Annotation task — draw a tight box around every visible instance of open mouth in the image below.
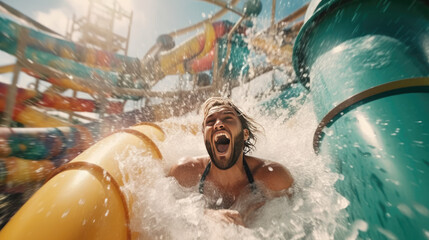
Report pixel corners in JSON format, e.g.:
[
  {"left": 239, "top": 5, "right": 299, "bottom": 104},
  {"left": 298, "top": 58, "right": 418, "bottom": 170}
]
[{"left": 214, "top": 132, "right": 231, "bottom": 153}]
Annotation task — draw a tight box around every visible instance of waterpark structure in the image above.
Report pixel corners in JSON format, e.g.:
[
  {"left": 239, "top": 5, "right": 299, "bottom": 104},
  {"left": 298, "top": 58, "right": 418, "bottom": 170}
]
[{"left": 0, "top": 0, "right": 428, "bottom": 239}]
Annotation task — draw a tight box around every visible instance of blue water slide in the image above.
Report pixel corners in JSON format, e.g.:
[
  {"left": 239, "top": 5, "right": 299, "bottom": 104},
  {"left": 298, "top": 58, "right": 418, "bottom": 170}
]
[{"left": 293, "top": 0, "right": 429, "bottom": 239}]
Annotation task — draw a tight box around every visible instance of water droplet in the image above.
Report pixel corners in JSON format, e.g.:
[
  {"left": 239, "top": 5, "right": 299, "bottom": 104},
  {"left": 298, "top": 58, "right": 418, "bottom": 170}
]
[
  {"left": 397, "top": 204, "right": 414, "bottom": 218},
  {"left": 414, "top": 203, "right": 429, "bottom": 217},
  {"left": 423, "top": 229, "right": 429, "bottom": 238},
  {"left": 216, "top": 198, "right": 223, "bottom": 206},
  {"left": 377, "top": 227, "right": 398, "bottom": 240},
  {"left": 325, "top": 129, "right": 334, "bottom": 136},
  {"left": 268, "top": 167, "right": 273, "bottom": 172},
  {"left": 61, "top": 209, "right": 70, "bottom": 218},
  {"left": 79, "top": 199, "right": 85, "bottom": 205}
]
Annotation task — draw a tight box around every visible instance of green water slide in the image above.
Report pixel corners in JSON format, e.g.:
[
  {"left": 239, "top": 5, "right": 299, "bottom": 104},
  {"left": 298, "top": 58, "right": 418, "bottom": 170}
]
[{"left": 293, "top": 0, "right": 429, "bottom": 239}]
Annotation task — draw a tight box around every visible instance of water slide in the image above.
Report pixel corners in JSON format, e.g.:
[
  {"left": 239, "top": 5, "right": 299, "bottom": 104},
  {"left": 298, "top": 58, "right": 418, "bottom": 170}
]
[
  {"left": 0, "top": 126, "right": 93, "bottom": 160},
  {"left": 0, "top": 157, "right": 56, "bottom": 193},
  {"left": 0, "top": 82, "right": 124, "bottom": 114},
  {"left": 156, "top": 21, "right": 218, "bottom": 75},
  {"left": 9, "top": 104, "right": 72, "bottom": 127},
  {"left": 0, "top": 3, "right": 250, "bottom": 127},
  {"left": 0, "top": 8, "right": 140, "bottom": 126},
  {"left": 0, "top": 9, "right": 148, "bottom": 99},
  {"left": 0, "top": 11, "right": 141, "bottom": 75},
  {"left": 293, "top": 0, "right": 429, "bottom": 238},
  {"left": 0, "top": 64, "right": 98, "bottom": 95},
  {"left": 0, "top": 126, "right": 94, "bottom": 192},
  {"left": 0, "top": 0, "right": 248, "bottom": 92},
  {"left": 0, "top": 123, "right": 165, "bottom": 239}
]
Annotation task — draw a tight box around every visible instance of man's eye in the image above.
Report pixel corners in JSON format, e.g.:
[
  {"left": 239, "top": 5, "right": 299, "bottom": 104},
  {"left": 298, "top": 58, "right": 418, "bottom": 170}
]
[{"left": 206, "top": 120, "right": 214, "bottom": 125}]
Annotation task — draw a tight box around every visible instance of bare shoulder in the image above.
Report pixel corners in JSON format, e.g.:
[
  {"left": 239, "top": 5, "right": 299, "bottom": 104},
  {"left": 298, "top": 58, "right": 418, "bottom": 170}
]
[
  {"left": 248, "top": 156, "right": 294, "bottom": 192},
  {"left": 168, "top": 156, "right": 209, "bottom": 188}
]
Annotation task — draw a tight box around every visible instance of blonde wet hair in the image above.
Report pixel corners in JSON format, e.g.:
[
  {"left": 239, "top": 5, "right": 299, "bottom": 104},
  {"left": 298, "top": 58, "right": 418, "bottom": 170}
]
[{"left": 201, "top": 97, "right": 260, "bottom": 153}]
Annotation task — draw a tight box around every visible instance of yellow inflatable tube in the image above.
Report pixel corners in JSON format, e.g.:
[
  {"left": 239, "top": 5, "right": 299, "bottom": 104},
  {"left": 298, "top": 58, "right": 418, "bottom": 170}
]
[
  {"left": 161, "top": 22, "right": 217, "bottom": 75},
  {"left": 159, "top": 36, "right": 203, "bottom": 74},
  {"left": 195, "top": 22, "right": 216, "bottom": 60},
  {"left": 0, "top": 122, "right": 165, "bottom": 240}
]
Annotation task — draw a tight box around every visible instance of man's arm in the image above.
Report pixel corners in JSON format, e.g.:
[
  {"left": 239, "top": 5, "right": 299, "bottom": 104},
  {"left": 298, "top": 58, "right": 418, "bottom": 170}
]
[
  {"left": 168, "top": 157, "right": 204, "bottom": 188},
  {"left": 237, "top": 161, "right": 294, "bottom": 223},
  {"left": 254, "top": 161, "right": 294, "bottom": 198}
]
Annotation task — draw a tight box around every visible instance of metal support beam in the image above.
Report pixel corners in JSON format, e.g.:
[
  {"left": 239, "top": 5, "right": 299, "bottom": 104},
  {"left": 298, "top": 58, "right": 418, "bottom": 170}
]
[
  {"left": 1, "top": 62, "right": 21, "bottom": 126},
  {"left": 271, "top": 0, "right": 276, "bottom": 28},
  {"left": 1, "top": 27, "right": 29, "bottom": 126}
]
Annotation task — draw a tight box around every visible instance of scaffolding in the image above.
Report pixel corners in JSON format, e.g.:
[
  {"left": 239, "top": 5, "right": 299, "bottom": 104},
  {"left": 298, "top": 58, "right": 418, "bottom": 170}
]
[{"left": 66, "top": 0, "right": 133, "bottom": 56}]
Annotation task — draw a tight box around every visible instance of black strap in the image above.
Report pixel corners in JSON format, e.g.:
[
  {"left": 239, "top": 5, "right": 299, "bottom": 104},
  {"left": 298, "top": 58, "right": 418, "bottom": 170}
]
[
  {"left": 199, "top": 155, "right": 256, "bottom": 194},
  {"left": 242, "top": 156, "right": 257, "bottom": 192},
  {"left": 199, "top": 161, "right": 211, "bottom": 193}
]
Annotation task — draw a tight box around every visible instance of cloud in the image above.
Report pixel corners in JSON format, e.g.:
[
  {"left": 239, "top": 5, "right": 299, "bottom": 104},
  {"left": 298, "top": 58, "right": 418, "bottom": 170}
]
[
  {"left": 34, "top": 8, "right": 69, "bottom": 35},
  {"left": 65, "top": 0, "right": 89, "bottom": 16}
]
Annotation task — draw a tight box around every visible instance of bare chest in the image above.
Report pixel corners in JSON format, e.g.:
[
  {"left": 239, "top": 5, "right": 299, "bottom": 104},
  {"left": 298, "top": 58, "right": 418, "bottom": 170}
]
[{"left": 202, "top": 181, "right": 252, "bottom": 209}]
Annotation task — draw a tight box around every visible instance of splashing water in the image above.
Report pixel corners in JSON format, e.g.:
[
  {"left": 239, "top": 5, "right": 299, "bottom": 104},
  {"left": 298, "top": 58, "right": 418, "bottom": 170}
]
[{"left": 118, "top": 81, "right": 349, "bottom": 239}]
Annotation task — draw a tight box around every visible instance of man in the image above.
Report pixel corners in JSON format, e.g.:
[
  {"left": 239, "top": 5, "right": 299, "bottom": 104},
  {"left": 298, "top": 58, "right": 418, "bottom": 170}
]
[{"left": 168, "top": 97, "right": 293, "bottom": 226}]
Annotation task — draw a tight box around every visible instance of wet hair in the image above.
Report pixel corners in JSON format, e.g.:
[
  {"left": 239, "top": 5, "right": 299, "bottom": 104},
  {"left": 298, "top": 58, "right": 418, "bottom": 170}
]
[{"left": 201, "top": 97, "right": 261, "bottom": 153}]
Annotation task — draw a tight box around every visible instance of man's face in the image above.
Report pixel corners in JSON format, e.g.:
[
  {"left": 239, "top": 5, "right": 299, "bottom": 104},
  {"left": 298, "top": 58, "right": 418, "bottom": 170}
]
[{"left": 203, "top": 106, "right": 248, "bottom": 169}]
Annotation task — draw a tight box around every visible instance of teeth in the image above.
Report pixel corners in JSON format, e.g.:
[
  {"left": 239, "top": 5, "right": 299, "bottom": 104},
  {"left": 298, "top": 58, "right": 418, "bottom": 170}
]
[{"left": 214, "top": 132, "right": 230, "bottom": 142}]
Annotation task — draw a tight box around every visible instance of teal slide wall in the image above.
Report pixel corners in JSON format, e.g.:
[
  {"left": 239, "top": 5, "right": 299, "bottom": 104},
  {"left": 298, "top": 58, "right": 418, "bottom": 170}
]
[{"left": 293, "top": 0, "right": 429, "bottom": 239}]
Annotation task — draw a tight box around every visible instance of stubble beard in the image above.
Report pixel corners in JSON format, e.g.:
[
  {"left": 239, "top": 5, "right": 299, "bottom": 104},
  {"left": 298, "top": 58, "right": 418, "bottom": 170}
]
[{"left": 205, "top": 130, "right": 244, "bottom": 170}]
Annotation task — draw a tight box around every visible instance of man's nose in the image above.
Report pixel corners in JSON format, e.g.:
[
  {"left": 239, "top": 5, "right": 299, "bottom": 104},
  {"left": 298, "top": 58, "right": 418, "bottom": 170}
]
[{"left": 214, "top": 120, "right": 224, "bottom": 130}]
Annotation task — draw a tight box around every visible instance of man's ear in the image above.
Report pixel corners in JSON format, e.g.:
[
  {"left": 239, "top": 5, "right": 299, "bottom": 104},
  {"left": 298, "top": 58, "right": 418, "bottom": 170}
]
[{"left": 243, "top": 129, "right": 249, "bottom": 141}]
